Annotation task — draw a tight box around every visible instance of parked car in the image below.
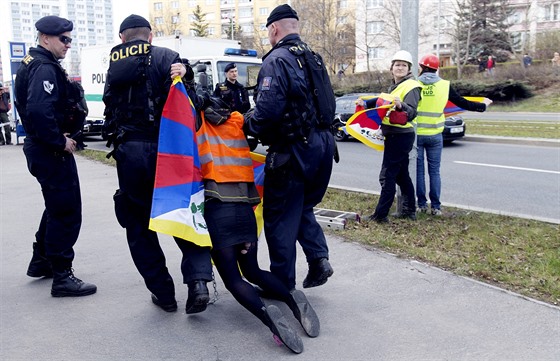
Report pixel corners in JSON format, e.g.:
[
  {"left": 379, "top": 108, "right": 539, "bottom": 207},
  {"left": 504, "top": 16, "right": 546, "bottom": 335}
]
[
  {"left": 333, "top": 93, "right": 376, "bottom": 141},
  {"left": 442, "top": 115, "right": 466, "bottom": 143},
  {"left": 334, "top": 93, "right": 466, "bottom": 143}
]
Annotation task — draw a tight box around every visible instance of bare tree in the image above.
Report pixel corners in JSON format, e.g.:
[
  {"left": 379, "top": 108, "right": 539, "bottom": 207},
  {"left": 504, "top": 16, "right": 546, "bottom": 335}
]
[
  {"left": 292, "top": 0, "right": 355, "bottom": 75},
  {"left": 150, "top": 5, "right": 182, "bottom": 37}
]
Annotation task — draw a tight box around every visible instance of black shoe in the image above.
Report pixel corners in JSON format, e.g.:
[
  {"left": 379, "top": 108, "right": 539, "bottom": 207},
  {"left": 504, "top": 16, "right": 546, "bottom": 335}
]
[
  {"left": 151, "top": 294, "right": 178, "bottom": 312},
  {"left": 289, "top": 289, "right": 320, "bottom": 337},
  {"left": 264, "top": 305, "right": 304, "bottom": 354},
  {"left": 302, "top": 258, "right": 333, "bottom": 289},
  {"left": 185, "top": 280, "right": 209, "bottom": 314},
  {"left": 51, "top": 269, "right": 97, "bottom": 297},
  {"left": 395, "top": 213, "right": 417, "bottom": 221},
  {"left": 27, "top": 242, "right": 53, "bottom": 278},
  {"left": 367, "top": 214, "right": 389, "bottom": 223}
]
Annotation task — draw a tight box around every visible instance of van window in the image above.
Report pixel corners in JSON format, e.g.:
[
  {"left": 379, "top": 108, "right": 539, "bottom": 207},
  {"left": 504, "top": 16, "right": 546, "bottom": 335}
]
[{"left": 217, "top": 61, "right": 261, "bottom": 89}]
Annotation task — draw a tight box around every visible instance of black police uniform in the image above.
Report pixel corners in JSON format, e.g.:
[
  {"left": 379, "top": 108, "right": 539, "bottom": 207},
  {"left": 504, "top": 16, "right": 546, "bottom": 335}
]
[
  {"left": 15, "top": 45, "right": 82, "bottom": 273},
  {"left": 213, "top": 79, "right": 250, "bottom": 114},
  {"left": 103, "top": 39, "right": 212, "bottom": 307},
  {"left": 244, "top": 33, "right": 335, "bottom": 290}
]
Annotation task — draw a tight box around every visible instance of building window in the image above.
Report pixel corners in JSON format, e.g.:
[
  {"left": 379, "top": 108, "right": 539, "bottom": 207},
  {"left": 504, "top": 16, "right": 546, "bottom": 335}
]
[
  {"left": 189, "top": 0, "right": 197, "bottom": 7},
  {"left": 261, "top": 37, "right": 270, "bottom": 45},
  {"left": 260, "top": 7, "right": 268, "bottom": 16},
  {"left": 172, "top": 1, "right": 179, "bottom": 9},
  {"left": 366, "top": 21, "right": 383, "bottom": 34},
  {"left": 208, "top": 27, "right": 215, "bottom": 35},
  {"left": 338, "top": 0, "right": 347, "bottom": 9},
  {"left": 337, "top": 16, "right": 347, "bottom": 24},
  {"left": 155, "top": 17, "right": 164, "bottom": 25},
  {"left": 544, "top": 3, "right": 559, "bottom": 21},
  {"left": 172, "top": 15, "right": 180, "bottom": 24},
  {"left": 367, "top": 47, "right": 384, "bottom": 59},
  {"left": 366, "top": 0, "right": 383, "bottom": 9},
  {"left": 239, "top": 8, "right": 252, "bottom": 18},
  {"left": 154, "top": 2, "right": 163, "bottom": 10}
]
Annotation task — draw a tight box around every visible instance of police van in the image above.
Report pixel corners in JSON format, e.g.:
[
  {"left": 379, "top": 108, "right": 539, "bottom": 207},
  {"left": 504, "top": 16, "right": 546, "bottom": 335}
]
[
  {"left": 79, "top": 36, "right": 261, "bottom": 138},
  {"left": 188, "top": 48, "right": 262, "bottom": 103}
]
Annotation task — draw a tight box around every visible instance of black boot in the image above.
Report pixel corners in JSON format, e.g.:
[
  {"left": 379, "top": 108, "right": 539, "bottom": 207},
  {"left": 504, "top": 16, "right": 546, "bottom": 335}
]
[
  {"left": 151, "top": 294, "right": 178, "bottom": 312},
  {"left": 263, "top": 305, "right": 304, "bottom": 354},
  {"left": 51, "top": 268, "right": 97, "bottom": 297},
  {"left": 185, "top": 280, "right": 209, "bottom": 314},
  {"left": 26, "top": 242, "right": 53, "bottom": 278},
  {"left": 302, "top": 258, "right": 334, "bottom": 289},
  {"left": 288, "top": 289, "right": 320, "bottom": 338}
]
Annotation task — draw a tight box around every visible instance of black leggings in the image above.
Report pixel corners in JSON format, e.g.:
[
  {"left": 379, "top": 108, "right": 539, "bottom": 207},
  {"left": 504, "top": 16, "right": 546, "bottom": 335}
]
[{"left": 211, "top": 241, "right": 292, "bottom": 326}]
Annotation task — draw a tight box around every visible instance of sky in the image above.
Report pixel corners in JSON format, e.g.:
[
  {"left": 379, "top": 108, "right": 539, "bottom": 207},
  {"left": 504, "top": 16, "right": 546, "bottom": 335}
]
[{"left": 1, "top": 0, "right": 149, "bottom": 84}]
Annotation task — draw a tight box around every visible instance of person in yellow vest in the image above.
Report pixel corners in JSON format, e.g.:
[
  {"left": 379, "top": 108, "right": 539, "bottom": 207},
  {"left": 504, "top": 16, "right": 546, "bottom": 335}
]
[
  {"left": 196, "top": 98, "right": 319, "bottom": 354},
  {"left": 357, "top": 50, "right": 421, "bottom": 223},
  {"left": 416, "top": 54, "right": 492, "bottom": 216}
]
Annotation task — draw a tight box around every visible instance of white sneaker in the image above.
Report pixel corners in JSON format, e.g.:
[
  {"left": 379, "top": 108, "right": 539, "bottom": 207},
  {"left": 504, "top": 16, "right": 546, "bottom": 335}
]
[
  {"left": 417, "top": 206, "right": 428, "bottom": 213},
  {"left": 431, "top": 208, "right": 442, "bottom": 216}
]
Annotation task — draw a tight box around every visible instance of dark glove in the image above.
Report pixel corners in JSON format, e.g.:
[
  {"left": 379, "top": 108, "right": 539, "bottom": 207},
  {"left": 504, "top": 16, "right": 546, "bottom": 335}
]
[{"left": 181, "top": 59, "right": 195, "bottom": 82}]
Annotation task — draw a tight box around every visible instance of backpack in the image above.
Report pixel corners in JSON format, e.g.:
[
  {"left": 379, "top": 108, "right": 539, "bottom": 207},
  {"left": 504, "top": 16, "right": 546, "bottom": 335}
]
[{"left": 286, "top": 41, "right": 336, "bottom": 129}]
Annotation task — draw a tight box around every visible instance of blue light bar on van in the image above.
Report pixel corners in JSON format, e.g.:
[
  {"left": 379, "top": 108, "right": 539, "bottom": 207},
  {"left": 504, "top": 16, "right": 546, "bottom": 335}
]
[{"left": 224, "top": 48, "right": 258, "bottom": 57}]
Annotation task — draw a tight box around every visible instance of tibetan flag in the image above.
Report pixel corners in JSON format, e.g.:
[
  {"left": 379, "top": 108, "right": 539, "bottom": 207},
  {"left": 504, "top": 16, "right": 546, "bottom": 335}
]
[
  {"left": 250, "top": 152, "right": 265, "bottom": 236},
  {"left": 346, "top": 93, "right": 395, "bottom": 152},
  {"left": 444, "top": 96, "right": 486, "bottom": 117},
  {"left": 149, "top": 77, "right": 211, "bottom": 247}
]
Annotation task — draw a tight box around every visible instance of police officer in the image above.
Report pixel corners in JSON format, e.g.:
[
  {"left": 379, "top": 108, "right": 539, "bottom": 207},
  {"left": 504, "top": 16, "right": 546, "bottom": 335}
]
[
  {"left": 103, "top": 14, "right": 213, "bottom": 314},
  {"left": 213, "top": 63, "right": 250, "bottom": 114},
  {"left": 416, "top": 54, "right": 492, "bottom": 216},
  {"left": 15, "top": 15, "right": 97, "bottom": 297},
  {"left": 244, "top": 4, "right": 336, "bottom": 291},
  {"left": 0, "top": 87, "right": 12, "bottom": 145}
]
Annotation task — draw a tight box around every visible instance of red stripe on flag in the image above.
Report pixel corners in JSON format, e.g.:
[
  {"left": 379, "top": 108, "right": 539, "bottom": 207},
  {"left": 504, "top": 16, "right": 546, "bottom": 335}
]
[
  {"left": 162, "top": 84, "right": 196, "bottom": 132},
  {"left": 154, "top": 153, "right": 202, "bottom": 188}
]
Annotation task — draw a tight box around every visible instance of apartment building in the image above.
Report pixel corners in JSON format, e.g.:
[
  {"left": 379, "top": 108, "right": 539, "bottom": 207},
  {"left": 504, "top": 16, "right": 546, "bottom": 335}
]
[
  {"left": 1, "top": 0, "right": 114, "bottom": 78},
  {"left": 148, "top": 0, "right": 279, "bottom": 51}
]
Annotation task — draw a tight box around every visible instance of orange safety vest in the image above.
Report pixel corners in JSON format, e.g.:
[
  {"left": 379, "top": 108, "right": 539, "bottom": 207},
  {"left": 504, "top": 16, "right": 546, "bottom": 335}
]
[{"left": 196, "top": 111, "right": 254, "bottom": 183}]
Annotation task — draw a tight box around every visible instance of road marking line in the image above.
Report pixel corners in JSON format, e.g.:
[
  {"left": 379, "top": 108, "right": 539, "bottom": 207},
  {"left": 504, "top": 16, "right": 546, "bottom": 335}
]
[{"left": 454, "top": 161, "right": 560, "bottom": 174}]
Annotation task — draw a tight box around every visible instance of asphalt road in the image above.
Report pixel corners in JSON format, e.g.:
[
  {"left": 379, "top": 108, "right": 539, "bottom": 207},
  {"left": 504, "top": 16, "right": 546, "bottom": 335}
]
[
  {"left": 331, "top": 139, "right": 560, "bottom": 224},
  {"left": 82, "top": 132, "right": 560, "bottom": 224},
  {"left": 1, "top": 144, "right": 559, "bottom": 361}
]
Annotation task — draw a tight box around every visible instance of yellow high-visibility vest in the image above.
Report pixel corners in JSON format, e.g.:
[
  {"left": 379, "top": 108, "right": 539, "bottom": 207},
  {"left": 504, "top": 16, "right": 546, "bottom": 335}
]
[
  {"left": 382, "top": 78, "right": 422, "bottom": 129},
  {"left": 416, "top": 79, "right": 450, "bottom": 135}
]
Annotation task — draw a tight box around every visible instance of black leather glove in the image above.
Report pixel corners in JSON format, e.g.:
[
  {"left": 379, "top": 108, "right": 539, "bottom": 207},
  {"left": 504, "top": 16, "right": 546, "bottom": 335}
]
[{"left": 181, "top": 58, "right": 195, "bottom": 82}]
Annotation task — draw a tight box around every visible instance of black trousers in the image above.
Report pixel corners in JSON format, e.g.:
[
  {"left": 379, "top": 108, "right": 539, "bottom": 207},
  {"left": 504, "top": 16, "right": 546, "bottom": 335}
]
[
  {"left": 115, "top": 141, "right": 212, "bottom": 303},
  {"left": 374, "top": 132, "right": 416, "bottom": 218},
  {"left": 23, "top": 139, "right": 81, "bottom": 270},
  {"left": 263, "top": 131, "right": 335, "bottom": 290}
]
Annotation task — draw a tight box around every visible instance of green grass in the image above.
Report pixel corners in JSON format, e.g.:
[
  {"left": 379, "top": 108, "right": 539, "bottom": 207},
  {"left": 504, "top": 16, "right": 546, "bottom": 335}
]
[
  {"left": 466, "top": 120, "right": 560, "bottom": 138},
  {"left": 489, "top": 91, "right": 560, "bottom": 113},
  {"left": 318, "top": 189, "right": 560, "bottom": 306}
]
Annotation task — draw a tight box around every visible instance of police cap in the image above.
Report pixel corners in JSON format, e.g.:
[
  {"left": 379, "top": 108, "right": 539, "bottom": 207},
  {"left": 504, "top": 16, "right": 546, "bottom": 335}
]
[
  {"left": 224, "top": 63, "right": 236, "bottom": 72},
  {"left": 119, "top": 14, "right": 152, "bottom": 33},
  {"left": 266, "top": 4, "right": 299, "bottom": 27},
  {"left": 35, "top": 16, "right": 73, "bottom": 35}
]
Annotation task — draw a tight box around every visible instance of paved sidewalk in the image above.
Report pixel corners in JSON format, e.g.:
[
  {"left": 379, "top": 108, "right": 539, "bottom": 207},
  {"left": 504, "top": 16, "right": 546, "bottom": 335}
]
[{"left": 1, "top": 144, "right": 559, "bottom": 361}]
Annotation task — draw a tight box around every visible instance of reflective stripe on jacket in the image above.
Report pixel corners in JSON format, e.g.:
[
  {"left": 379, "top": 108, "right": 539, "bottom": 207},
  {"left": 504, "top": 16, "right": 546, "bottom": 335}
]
[
  {"left": 382, "top": 78, "right": 421, "bottom": 129},
  {"left": 416, "top": 79, "right": 450, "bottom": 135},
  {"left": 196, "top": 111, "right": 254, "bottom": 183}
]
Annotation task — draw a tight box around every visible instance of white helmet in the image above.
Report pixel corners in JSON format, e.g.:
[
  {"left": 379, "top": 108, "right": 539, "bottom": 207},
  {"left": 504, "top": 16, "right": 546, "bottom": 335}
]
[{"left": 391, "top": 50, "right": 413, "bottom": 65}]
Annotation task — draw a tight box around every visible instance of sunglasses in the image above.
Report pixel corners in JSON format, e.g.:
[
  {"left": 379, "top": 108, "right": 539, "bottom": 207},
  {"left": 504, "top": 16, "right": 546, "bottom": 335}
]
[{"left": 58, "top": 35, "right": 73, "bottom": 45}]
